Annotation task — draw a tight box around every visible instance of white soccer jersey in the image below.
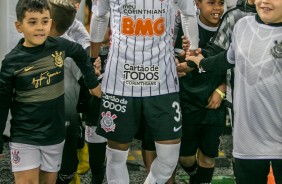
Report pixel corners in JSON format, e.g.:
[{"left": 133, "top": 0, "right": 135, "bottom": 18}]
[
  {"left": 227, "top": 16, "right": 282, "bottom": 159},
  {"left": 91, "top": 0, "right": 198, "bottom": 97},
  {"left": 62, "top": 21, "right": 90, "bottom": 120},
  {"left": 66, "top": 19, "right": 90, "bottom": 49},
  {"left": 61, "top": 34, "right": 82, "bottom": 121}
]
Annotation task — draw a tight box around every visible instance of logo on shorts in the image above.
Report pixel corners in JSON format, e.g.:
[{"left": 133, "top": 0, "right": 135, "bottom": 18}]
[
  {"left": 173, "top": 125, "right": 182, "bottom": 132},
  {"left": 11, "top": 149, "right": 20, "bottom": 164},
  {"left": 103, "top": 94, "right": 127, "bottom": 113},
  {"left": 86, "top": 126, "right": 93, "bottom": 137},
  {"left": 100, "top": 111, "right": 117, "bottom": 132}
]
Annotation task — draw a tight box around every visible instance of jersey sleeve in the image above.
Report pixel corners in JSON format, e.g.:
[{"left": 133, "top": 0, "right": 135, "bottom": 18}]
[
  {"left": 176, "top": 0, "right": 199, "bottom": 50},
  {"left": 0, "top": 58, "right": 14, "bottom": 154},
  {"left": 226, "top": 24, "right": 237, "bottom": 64},
  {"left": 90, "top": 0, "right": 110, "bottom": 42},
  {"left": 200, "top": 51, "right": 234, "bottom": 71},
  {"left": 60, "top": 38, "right": 99, "bottom": 89},
  {"left": 66, "top": 19, "right": 90, "bottom": 49}
]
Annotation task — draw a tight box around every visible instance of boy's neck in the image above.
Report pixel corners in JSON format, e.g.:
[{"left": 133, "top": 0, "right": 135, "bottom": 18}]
[
  {"left": 49, "top": 29, "right": 62, "bottom": 37},
  {"left": 247, "top": 0, "right": 255, "bottom": 5}
]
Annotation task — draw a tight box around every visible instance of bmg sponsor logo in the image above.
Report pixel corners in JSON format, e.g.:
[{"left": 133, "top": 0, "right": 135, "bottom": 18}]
[
  {"left": 102, "top": 94, "right": 128, "bottom": 113},
  {"left": 122, "top": 64, "right": 160, "bottom": 86}
]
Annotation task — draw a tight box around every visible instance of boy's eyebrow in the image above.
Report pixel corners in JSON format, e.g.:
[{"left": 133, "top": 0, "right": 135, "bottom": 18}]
[
  {"left": 27, "top": 17, "right": 50, "bottom": 21},
  {"left": 27, "top": 17, "right": 38, "bottom": 21}
]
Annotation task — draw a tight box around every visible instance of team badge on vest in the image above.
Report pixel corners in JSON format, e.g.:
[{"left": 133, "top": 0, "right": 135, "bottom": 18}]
[
  {"left": 11, "top": 149, "right": 20, "bottom": 164},
  {"left": 52, "top": 51, "right": 64, "bottom": 67},
  {"left": 100, "top": 111, "right": 117, "bottom": 132},
  {"left": 271, "top": 40, "right": 282, "bottom": 59}
]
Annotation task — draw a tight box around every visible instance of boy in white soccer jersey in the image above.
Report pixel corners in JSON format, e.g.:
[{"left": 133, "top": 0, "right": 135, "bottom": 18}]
[
  {"left": 47, "top": 0, "right": 93, "bottom": 183},
  {"left": 174, "top": 0, "right": 226, "bottom": 183},
  {"left": 90, "top": 0, "right": 199, "bottom": 183},
  {"left": 186, "top": 0, "right": 282, "bottom": 183}
]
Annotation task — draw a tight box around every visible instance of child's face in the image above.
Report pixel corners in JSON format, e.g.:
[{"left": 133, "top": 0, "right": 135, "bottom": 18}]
[
  {"left": 255, "top": 0, "right": 282, "bottom": 24},
  {"left": 15, "top": 10, "right": 52, "bottom": 47},
  {"left": 197, "top": 0, "right": 225, "bottom": 27}
]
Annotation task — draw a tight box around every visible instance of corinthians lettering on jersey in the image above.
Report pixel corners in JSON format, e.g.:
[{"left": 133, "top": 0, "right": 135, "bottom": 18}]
[
  {"left": 122, "top": 64, "right": 160, "bottom": 86},
  {"left": 121, "top": 4, "right": 165, "bottom": 15},
  {"left": 120, "top": 4, "right": 166, "bottom": 37}
]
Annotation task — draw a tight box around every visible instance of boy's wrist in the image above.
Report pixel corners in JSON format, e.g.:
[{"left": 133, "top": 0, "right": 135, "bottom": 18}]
[
  {"left": 215, "top": 88, "right": 226, "bottom": 99},
  {"left": 90, "top": 57, "right": 98, "bottom": 64},
  {"left": 187, "top": 60, "right": 197, "bottom": 68}
]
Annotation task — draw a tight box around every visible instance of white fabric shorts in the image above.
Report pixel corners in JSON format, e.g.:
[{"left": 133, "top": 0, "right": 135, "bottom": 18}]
[
  {"left": 9, "top": 141, "right": 65, "bottom": 172},
  {"left": 85, "top": 125, "right": 107, "bottom": 143}
]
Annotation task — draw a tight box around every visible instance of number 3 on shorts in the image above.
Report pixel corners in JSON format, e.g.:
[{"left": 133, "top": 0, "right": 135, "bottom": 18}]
[{"left": 172, "top": 101, "right": 181, "bottom": 122}]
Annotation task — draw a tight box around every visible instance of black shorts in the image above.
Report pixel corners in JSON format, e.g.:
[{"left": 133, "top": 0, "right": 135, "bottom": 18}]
[
  {"left": 135, "top": 120, "right": 156, "bottom": 151},
  {"left": 234, "top": 158, "right": 282, "bottom": 184},
  {"left": 85, "top": 96, "right": 101, "bottom": 126},
  {"left": 96, "top": 93, "right": 182, "bottom": 143},
  {"left": 180, "top": 124, "right": 224, "bottom": 158}
]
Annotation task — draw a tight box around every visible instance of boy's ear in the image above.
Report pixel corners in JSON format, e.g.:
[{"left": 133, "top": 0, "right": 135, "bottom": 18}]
[
  {"left": 50, "top": 18, "right": 53, "bottom": 26},
  {"left": 196, "top": 0, "right": 201, "bottom": 8},
  {"left": 49, "top": 18, "right": 54, "bottom": 30},
  {"left": 15, "top": 21, "right": 22, "bottom": 33},
  {"left": 75, "top": 3, "right": 80, "bottom": 12}
]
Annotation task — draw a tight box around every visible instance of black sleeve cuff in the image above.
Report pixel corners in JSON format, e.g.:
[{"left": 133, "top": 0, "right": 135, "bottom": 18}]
[
  {"left": 83, "top": 71, "right": 99, "bottom": 89},
  {"left": 187, "top": 60, "right": 197, "bottom": 68},
  {"left": 199, "top": 51, "right": 233, "bottom": 71}
]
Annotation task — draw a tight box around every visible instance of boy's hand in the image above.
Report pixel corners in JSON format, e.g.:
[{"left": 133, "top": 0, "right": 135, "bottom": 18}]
[
  {"left": 206, "top": 83, "right": 226, "bottom": 109},
  {"left": 206, "top": 90, "right": 223, "bottom": 109},
  {"left": 182, "top": 35, "right": 202, "bottom": 60},
  {"left": 89, "top": 83, "right": 102, "bottom": 98},
  {"left": 175, "top": 59, "right": 194, "bottom": 77},
  {"left": 93, "top": 57, "right": 102, "bottom": 76},
  {"left": 182, "top": 36, "right": 190, "bottom": 52},
  {"left": 186, "top": 54, "right": 204, "bottom": 67},
  {"left": 175, "top": 58, "right": 186, "bottom": 77}
]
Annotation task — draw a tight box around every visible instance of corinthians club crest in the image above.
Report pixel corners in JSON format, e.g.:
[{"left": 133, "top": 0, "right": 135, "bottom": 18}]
[
  {"left": 100, "top": 111, "right": 117, "bottom": 132},
  {"left": 271, "top": 40, "right": 282, "bottom": 59},
  {"left": 52, "top": 51, "right": 64, "bottom": 67},
  {"left": 11, "top": 149, "right": 20, "bottom": 164}
]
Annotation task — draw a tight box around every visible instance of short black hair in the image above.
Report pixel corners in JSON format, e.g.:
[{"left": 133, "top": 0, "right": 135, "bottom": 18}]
[
  {"left": 16, "top": 0, "right": 51, "bottom": 22},
  {"left": 49, "top": 0, "right": 77, "bottom": 35}
]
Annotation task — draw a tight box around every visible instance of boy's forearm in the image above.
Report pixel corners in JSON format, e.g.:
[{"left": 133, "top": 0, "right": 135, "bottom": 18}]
[
  {"left": 62, "top": 38, "right": 100, "bottom": 89},
  {"left": 203, "top": 41, "right": 226, "bottom": 57},
  {"left": 217, "top": 82, "right": 227, "bottom": 93},
  {"left": 83, "top": 69, "right": 99, "bottom": 89},
  {"left": 199, "top": 51, "right": 234, "bottom": 71},
  {"left": 0, "top": 108, "right": 9, "bottom": 154}
]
